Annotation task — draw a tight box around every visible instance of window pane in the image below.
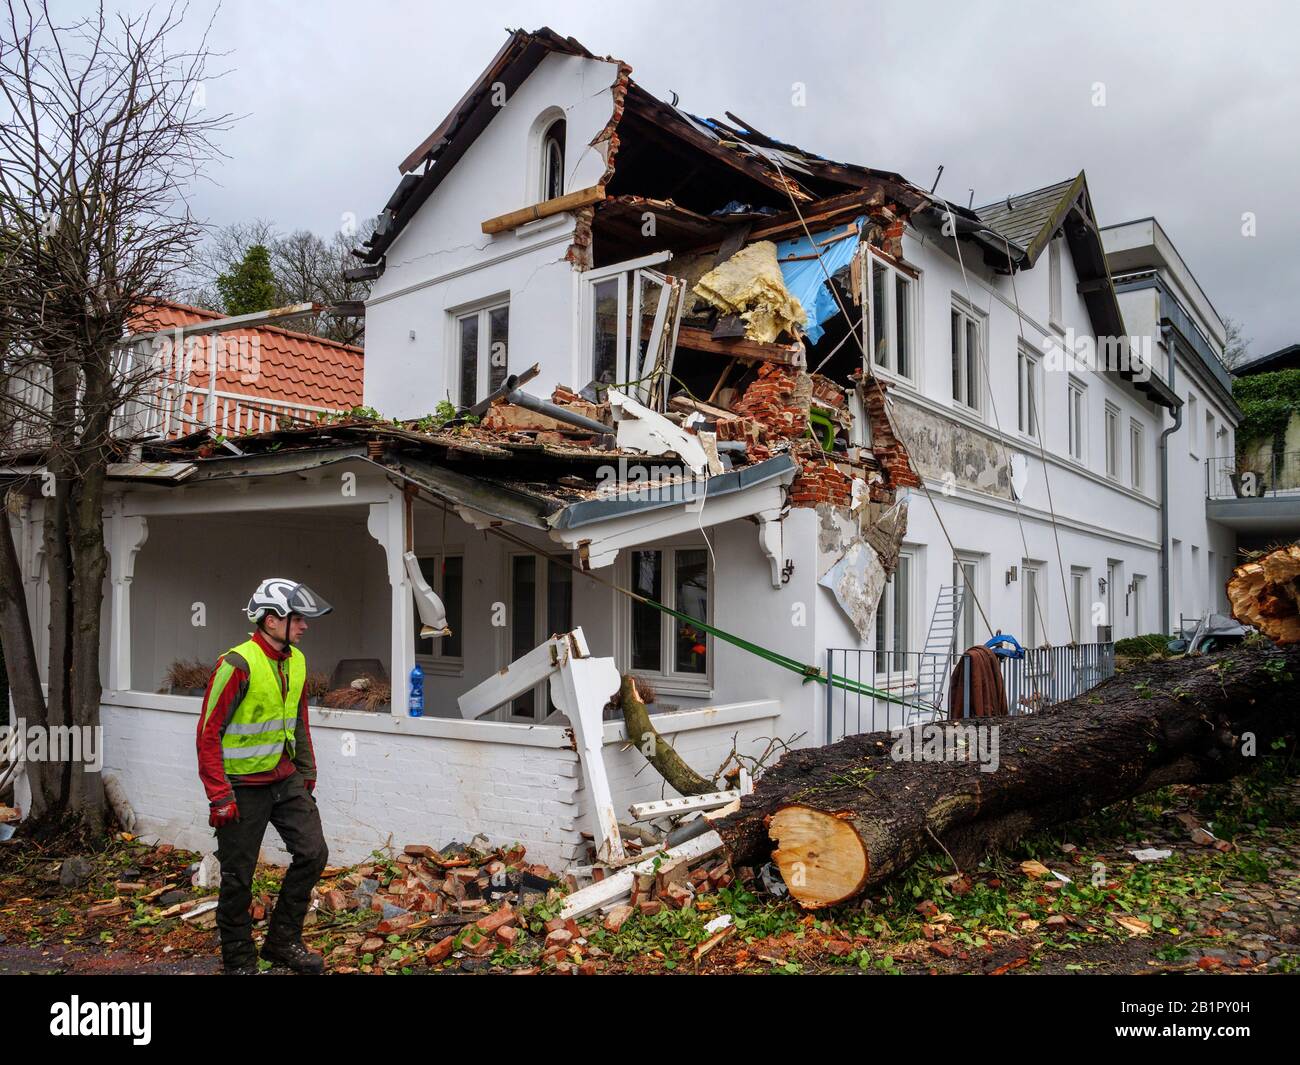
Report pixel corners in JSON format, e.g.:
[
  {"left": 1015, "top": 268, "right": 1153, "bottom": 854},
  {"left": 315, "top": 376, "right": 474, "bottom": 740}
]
[
  {"left": 1027, "top": 361, "right": 1037, "bottom": 436},
  {"left": 592, "top": 278, "right": 619, "bottom": 388},
  {"left": 458, "top": 315, "right": 478, "bottom": 407},
  {"left": 442, "top": 557, "right": 463, "bottom": 658},
  {"left": 510, "top": 556, "right": 536, "bottom": 718},
  {"left": 674, "top": 549, "right": 708, "bottom": 674},
  {"left": 875, "top": 579, "right": 887, "bottom": 658},
  {"left": 543, "top": 121, "right": 566, "bottom": 201},
  {"left": 487, "top": 305, "right": 509, "bottom": 393},
  {"left": 630, "top": 550, "right": 662, "bottom": 672},
  {"left": 413, "top": 557, "right": 440, "bottom": 657},
  {"left": 892, "top": 555, "right": 909, "bottom": 669},
  {"left": 965, "top": 319, "right": 978, "bottom": 407},
  {"left": 546, "top": 559, "right": 572, "bottom": 638},
  {"left": 872, "top": 261, "right": 887, "bottom": 366},
  {"left": 950, "top": 310, "right": 961, "bottom": 399},
  {"left": 634, "top": 273, "right": 663, "bottom": 381},
  {"left": 894, "top": 275, "right": 910, "bottom": 377}
]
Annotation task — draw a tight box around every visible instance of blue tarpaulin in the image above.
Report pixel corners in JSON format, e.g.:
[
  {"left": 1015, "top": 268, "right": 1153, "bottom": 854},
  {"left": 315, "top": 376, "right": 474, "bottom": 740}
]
[{"left": 774, "top": 219, "right": 864, "bottom": 344}]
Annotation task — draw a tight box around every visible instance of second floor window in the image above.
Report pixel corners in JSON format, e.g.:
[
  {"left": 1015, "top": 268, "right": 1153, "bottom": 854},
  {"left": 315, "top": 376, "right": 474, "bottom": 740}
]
[
  {"left": 1017, "top": 347, "right": 1039, "bottom": 438},
  {"left": 1104, "top": 402, "right": 1120, "bottom": 479},
  {"left": 1067, "top": 381, "right": 1085, "bottom": 462},
  {"left": 950, "top": 302, "right": 982, "bottom": 412},
  {"left": 541, "top": 120, "right": 565, "bottom": 202},
  {"left": 1130, "top": 419, "right": 1144, "bottom": 490},
  {"left": 864, "top": 248, "right": 915, "bottom": 379},
  {"left": 455, "top": 301, "right": 509, "bottom": 407}
]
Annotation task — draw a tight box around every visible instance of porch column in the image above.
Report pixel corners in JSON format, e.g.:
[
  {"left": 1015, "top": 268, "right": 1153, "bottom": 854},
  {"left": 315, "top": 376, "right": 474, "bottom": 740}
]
[
  {"left": 106, "top": 502, "right": 149, "bottom": 693},
  {"left": 368, "top": 492, "right": 414, "bottom": 716}
]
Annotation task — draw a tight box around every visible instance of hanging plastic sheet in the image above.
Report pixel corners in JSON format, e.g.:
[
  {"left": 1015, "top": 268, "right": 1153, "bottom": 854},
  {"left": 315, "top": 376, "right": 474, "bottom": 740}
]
[{"left": 774, "top": 218, "right": 864, "bottom": 344}]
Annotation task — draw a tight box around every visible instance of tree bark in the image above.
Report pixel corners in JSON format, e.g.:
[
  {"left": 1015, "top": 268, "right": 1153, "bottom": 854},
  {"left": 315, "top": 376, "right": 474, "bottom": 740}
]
[
  {"left": 618, "top": 674, "right": 715, "bottom": 796},
  {"left": 716, "top": 643, "right": 1300, "bottom": 908}
]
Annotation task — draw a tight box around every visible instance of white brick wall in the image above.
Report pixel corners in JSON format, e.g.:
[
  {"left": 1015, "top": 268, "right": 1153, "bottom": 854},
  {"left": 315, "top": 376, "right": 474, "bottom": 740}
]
[{"left": 98, "top": 695, "right": 782, "bottom": 872}]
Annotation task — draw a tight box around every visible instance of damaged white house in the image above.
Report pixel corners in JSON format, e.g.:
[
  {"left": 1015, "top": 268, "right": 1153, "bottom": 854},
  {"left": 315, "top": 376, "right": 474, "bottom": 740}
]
[{"left": 1, "top": 27, "right": 1238, "bottom": 870}]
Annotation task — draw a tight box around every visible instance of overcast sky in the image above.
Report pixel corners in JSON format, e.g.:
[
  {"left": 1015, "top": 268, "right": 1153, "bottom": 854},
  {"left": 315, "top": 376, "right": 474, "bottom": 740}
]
[{"left": 64, "top": 0, "right": 1300, "bottom": 356}]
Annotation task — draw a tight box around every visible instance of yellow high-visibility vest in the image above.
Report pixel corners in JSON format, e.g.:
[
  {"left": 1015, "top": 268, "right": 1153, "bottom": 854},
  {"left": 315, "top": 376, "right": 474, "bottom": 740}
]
[{"left": 219, "top": 638, "right": 305, "bottom": 776}]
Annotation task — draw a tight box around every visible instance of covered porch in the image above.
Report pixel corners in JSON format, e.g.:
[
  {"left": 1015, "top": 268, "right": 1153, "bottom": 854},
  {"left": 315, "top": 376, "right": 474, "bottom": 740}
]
[{"left": 15, "top": 435, "right": 811, "bottom": 868}]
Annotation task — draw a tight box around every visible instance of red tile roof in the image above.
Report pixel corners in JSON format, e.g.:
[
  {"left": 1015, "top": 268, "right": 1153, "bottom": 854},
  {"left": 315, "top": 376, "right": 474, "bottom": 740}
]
[{"left": 133, "top": 301, "right": 363, "bottom": 412}]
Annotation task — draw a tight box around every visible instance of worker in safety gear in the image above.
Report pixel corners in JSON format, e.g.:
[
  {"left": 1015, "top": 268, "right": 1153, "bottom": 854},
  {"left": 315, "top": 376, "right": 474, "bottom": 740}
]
[{"left": 197, "top": 578, "right": 333, "bottom": 974}]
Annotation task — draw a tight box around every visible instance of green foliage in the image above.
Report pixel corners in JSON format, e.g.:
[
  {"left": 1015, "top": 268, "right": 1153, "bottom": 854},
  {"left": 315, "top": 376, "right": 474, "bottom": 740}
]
[
  {"left": 1114, "top": 633, "right": 1173, "bottom": 658},
  {"left": 216, "top": 243, "right": 278, "bottom": 316},
  {"left": 1233, "top": 368, "right": 1300, "bottom": 449}
]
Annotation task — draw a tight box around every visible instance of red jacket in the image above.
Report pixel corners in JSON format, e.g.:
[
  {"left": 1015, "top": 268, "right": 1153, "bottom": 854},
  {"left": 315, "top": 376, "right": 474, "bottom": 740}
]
[{"left": 197, "top": 629, "right": 317, "bottom": 806}]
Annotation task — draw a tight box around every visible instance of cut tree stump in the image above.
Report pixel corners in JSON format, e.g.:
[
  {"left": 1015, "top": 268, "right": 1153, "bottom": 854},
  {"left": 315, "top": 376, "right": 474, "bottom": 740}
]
[{"left": 716, "top": 643, "right": 1300, "bottom": 909}]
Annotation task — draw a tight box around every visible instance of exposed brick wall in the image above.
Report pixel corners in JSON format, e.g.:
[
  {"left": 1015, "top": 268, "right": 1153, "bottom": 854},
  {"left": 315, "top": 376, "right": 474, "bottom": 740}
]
[{"left": 860, "top": 374, "right": 922, "bottom": 493}]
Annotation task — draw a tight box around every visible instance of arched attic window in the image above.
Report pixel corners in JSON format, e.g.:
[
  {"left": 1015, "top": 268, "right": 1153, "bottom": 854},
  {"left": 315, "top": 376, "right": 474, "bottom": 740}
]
[{"left": 540, "top": 119, "right": 566, "bottom": 202}]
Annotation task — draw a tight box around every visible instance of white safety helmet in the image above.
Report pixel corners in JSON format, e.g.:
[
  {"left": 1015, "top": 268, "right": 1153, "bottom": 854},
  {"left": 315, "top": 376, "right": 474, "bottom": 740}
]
[{"left": 245, "top": 577, "right": 333, "bottom": 623}]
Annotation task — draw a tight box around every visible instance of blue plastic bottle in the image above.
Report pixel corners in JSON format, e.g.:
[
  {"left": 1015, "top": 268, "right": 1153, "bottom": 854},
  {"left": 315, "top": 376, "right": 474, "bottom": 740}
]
[{"left": 408, "top": 663, "right": 424, "bottom": 717}]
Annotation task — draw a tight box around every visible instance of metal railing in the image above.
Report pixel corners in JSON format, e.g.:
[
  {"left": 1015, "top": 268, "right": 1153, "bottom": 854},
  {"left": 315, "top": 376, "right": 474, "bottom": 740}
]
[
  {"left": 825, "top": 642, "right": 1115, "bottom": 743},
  {"left": 1206, "top": 451, "right": 1300, "bottom": 500}
]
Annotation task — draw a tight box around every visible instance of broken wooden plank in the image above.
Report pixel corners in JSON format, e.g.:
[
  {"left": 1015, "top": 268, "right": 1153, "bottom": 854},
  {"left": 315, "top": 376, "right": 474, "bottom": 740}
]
[
  {"left": 482, "top": 185, "right": 605, "bottom": 235},
  {"left": 559, "top": 830, "right": 723, "bottom": 921},
  {"left": 628, "top": 790, "right": 741, "bottom": 823},
  {"left": 675, "top": 326, "right": 803, "bottom": 366}
]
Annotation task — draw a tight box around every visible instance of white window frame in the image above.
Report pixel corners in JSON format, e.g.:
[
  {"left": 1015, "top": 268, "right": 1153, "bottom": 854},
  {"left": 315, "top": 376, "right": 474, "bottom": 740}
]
[
  {"left": 540, "top": 119, "right": 565, "bottom": 203},
  {"left": 1067, "top": 379, "right": 1086, "bottom": 463},
  {"left": 862, "top": 246, "right": 917, "bottom": 381},
  {"left": 874, "top": 549, "right": 916, "bottom": 677},
  {"left": 502, "top": 551, "right": 576, "bottom": 723},
  {"left": 1070, "top": 565, "right": 1092, "bottom": 644},
  {"left": 1104, "top": 401, "right": 1121, "bottom": 480},
  {"left": 1017, "top": 344, "right": 1040, "bottom": 439},
  {"left": 952, "top": 552, "right": 984, "bottom": 653},
  {"left": 1022, "top": 559, "right": 1046, "bottom": 649},
  {"left": 412, "top": 553, "right": 464, "bottom": 676},
  {"left": 950, "top": 298, "right": 984, "bottom": 414},
  {"left": 1187, "top": 393, "right": 1200, "bottom": 458},
  {"left": 1130, "top": 418, "right": 1144, "bottom": 491},
  {"left": 451, "top": 297, "right": 510, "bottom": 408},
  {"left": 582, "top": 254, "right": 682, "bottom": 403},
  {"left": 618, "top": 544, "right": 713, "bottom": 696}
]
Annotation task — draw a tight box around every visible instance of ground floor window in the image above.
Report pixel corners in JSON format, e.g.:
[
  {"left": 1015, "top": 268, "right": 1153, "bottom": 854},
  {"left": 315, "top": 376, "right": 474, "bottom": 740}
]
[
  {"left": 508, "top": 554, "right": 573, "bottom": 721},
  {"left": 412, "top": 554, "right": 464, "bottom": 669},
  {"left": 875, "top": 551, "right": 913, "bottom": 673},
  {"left": 624, "top": 546, "right": 711, "bottom": 690}
]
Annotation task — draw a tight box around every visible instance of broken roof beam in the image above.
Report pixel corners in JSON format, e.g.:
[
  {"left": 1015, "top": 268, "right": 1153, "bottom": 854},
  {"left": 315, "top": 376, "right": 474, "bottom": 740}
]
[
  {"left": 482, "top": 185, "right": 606, "bottom": 235},
  {"left": 675, "top": 325, "right": 804, "bottom": 367},
  {"left": 623, "top": 85, "right": 815, "bottom": 203},
  {"left": 129, "top": 303, "right": 322, "bottom": 342}
]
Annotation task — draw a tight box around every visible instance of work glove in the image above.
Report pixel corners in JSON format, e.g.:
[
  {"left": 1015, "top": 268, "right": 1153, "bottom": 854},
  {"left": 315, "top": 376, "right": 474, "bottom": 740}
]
[{"left": 209, "top": 799, "right": 240, "bottom": 828}]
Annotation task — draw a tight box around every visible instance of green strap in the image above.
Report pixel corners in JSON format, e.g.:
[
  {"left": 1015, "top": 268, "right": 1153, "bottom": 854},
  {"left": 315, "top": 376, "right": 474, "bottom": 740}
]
[{"left": 640, "top": 594, "right": 929, "bottom": 711}]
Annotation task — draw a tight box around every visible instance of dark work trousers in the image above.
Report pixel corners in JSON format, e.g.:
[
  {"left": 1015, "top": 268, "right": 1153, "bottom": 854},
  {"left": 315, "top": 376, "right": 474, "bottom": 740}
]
[{"left": 213, "top": 771, "right": 328, "bottom": 965}]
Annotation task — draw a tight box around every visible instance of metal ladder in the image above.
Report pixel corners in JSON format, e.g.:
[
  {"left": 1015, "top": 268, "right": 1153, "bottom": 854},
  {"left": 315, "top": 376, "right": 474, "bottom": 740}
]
[{"left": 914, "top": 583, "right": 965, "bottom": 715}]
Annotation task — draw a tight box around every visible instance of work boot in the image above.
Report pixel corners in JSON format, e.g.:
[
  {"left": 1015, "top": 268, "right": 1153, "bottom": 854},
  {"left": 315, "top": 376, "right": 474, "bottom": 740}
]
[
  {"left": 260, "top": 938, "right": 325, "bottom": 974},
  {"left": 222, "top": 947, "right": 260, "bottom": 975}
]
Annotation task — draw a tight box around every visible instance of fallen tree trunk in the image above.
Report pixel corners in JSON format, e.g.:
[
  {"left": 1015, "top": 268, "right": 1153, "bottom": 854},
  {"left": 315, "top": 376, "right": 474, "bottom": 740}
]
[{"left": 716, "top": 643, "right": 1300, "bottom": 908}]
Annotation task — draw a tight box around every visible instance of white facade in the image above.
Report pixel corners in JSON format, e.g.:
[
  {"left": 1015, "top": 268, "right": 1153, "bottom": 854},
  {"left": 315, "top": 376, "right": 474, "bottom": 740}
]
[{"left": 1104, "top": 218, "right": 1238, "bottom": 627}]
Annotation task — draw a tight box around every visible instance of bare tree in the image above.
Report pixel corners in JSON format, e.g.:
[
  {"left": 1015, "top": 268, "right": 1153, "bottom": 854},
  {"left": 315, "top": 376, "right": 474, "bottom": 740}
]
[
  {"left": 182, "top": 217, "right": 377, "bottom": 345},
  {"left": 1222, "top": 315, "right": 1252, "bottom": 371},
  {"left": 0, "top": 1, "right": 232, "bottom": 833}
]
